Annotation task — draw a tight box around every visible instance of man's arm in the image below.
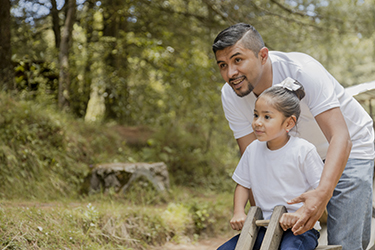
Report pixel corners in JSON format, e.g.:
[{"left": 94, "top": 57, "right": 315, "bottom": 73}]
[
  {"left": 237, "top": 132, "right": 257, "bottom": 155},
  {"left": 288, "top": 107, "right": 352, "bottom": 235},
  {"left": 236, "top": 132, "right": 257, "bottom": 206}
]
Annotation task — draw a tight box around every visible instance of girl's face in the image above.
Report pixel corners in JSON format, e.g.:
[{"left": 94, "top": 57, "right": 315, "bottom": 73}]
[{"left": 252, "top": 95, "right": 294, "bottom": 150}]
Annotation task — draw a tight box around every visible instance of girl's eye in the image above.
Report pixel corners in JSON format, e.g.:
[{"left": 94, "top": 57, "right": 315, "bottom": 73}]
[
  {"left": 265, "top": 115, "right": 271, "bottom": 119},
  {"left": 254, "top": 113, "right": 259, "bottom": 118}
]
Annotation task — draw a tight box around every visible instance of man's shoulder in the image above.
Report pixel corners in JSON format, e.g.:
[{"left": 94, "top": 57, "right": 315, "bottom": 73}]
[
  {"left": 269, "top": 51, "right": 316, "bottom": 65},
  {"left": 221, "top": 82, "right": 231, "bottom": 93},
  {"left": 221, "top": 83, "right": 236, "bottom": 103}
]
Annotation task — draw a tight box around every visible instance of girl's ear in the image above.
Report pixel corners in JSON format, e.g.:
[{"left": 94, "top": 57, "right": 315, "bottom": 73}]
[{"left": 285, "top": 116, "right": 296, "bottom": 131}]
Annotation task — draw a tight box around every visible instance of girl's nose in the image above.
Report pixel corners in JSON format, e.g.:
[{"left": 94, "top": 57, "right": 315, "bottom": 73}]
[{"left": 254, "top": 119, "right": 262, "bottom": 127}]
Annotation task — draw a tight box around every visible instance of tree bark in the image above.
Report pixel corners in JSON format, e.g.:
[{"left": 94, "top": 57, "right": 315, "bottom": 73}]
[
  {"left": 101, "top": 0, "right": 131, "bottom": 121},
  {"left": 51, "top": 0, "right": 61, "bottom": 49},
  {"left": 58, "top": 0, "right": 76, "bottom": 109},
  {"left": 0, "top": 0, "right": 14, "bottom": 91}
]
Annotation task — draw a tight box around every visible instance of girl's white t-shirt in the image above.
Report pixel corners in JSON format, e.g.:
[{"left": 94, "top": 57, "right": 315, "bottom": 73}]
[
  {"left": 232, "top": 136, "right": 323, "bottom": 221},
  {"left": 221, "top": 51, "right": 375, "bottom": 160}
]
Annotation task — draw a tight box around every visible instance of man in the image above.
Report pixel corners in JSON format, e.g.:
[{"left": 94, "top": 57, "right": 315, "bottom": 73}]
[{"left": 213, "top": 23, "right": 374, "bottom": 250}]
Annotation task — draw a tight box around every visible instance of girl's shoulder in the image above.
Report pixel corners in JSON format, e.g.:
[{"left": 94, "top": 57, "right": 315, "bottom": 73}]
[
  {"left": 244, "top": 139, "right": 266, "bottom": 153},
  {"left": 289, "top": 136, "right": 316, "bottom": 151}
]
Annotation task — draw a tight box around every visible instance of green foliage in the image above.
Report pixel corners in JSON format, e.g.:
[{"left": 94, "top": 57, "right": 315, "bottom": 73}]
[
  {"left": 189, "top": 201, "right": 214, "bottom": 234},
  {"left": 140, "top": 122, "right": 235, "bottom": 190},
  {"left": 9, "top": 0, "right": 375, "bottom": 130},
  {"left": 0, "top": 92, "right": 236, "bottom": 200},
  {"left": 0, "top": 93, "right": 131, "bottom": 200},
  {"left": 13, "top": 58, "right": 59, "bottom": 104},
  {"left": 161, "top": 203, "right": 194, "bottom": 241},
  {"left": 0, "top": 190, "right": 233, "bottom": 249},
  {"left": 123, "top": 175, "right": 168, "bottom": 205},
  {"left": 0, "top": 95, "right": 88, "bottom": 198}
]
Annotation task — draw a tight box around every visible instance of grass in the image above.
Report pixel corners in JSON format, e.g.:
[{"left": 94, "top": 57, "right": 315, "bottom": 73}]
[{"left": 0, "top": 187, "right": 234, "bottom": 249}]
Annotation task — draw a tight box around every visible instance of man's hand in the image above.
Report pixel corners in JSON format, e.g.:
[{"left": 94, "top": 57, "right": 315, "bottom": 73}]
[
  {"left": 287, "top": 188, "right": 331, "bottom": 235},
  {"left": 230, "top": 211, "right": 247, "bottom": 231},
  {"left": 279, "top": 212, "right": 301, "bottom": 231}
]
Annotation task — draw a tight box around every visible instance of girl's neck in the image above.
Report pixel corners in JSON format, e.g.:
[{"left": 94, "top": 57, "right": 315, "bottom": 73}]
[{"left": 267, "top": 134, "right": 290, "bottom": 150}]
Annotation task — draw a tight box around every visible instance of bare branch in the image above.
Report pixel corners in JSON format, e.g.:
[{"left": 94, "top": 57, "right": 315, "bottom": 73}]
[
  {"left": 270, "top": 0, "right": 344, "bottom": 25},
  {"left": 270, "top": 0, "right": 307, "bottom": 17},
  {"left": 251, "top": 1, "right": 339, "bottom": 33}
]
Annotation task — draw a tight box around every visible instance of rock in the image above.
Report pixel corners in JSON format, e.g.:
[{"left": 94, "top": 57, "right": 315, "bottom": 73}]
[{"left": 89, "top": 162, "right": 170, "bottom": 194}]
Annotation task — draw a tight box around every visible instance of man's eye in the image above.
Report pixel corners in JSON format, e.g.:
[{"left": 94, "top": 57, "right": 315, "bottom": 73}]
[
  {"left": 235, "top": 58, "right": 241, "bottom": 63},
  {"left": 219, "top": 64, "right": 226, "bottom": 69}
]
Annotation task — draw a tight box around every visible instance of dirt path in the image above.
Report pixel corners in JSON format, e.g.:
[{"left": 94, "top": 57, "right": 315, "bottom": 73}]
[{"left": 151, "top": 236, "right": 229, "bottom": 250}]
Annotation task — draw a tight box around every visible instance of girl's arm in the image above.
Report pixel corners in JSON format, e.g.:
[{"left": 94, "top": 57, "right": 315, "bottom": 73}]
[{"left": 230, "top": 184, "right": 251, "bottom": 231}]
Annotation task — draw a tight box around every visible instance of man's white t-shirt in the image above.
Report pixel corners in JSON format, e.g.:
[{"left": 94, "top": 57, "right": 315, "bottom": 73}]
[
  {"left": 232, "top": 136, "right": 323, "bottom": 221},
  {"left": 221, "top": 51, "right": 375, "bottom": 160}
]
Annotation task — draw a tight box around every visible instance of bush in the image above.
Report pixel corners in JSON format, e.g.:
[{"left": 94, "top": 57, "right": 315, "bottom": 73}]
[
  {"left": 140, "top": 123, "right": 235, "bottom": 191},
  {"left": 0, "top": 94, "right": 133, "bottom": 200}
]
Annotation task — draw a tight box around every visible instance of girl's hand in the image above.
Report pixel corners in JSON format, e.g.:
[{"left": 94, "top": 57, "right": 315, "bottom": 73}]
[
  {"left": 230, "top": 212, "right": 247, "bottom": 231},
  {"left": 279, "top": 212, "right": 301, "bottom": 231}
]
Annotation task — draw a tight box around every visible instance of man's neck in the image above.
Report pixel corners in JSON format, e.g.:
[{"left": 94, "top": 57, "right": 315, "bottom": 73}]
[{"left": 253, "top": 59, "right": 273, "bottom": 97}]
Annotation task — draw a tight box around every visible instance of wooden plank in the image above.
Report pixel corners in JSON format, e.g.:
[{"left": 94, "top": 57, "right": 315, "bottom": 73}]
[
  {"left": 235, "top": 206, "right": 263, "bottom": 250},
  {"left": 255, "top": 219, "right": 270, "bottom": 227},
  {"left": 260, "top": 205, "right": 287, "bottom": 250},
  {"left": 315, "top": 246, "right": 342, "bottom": 250}
]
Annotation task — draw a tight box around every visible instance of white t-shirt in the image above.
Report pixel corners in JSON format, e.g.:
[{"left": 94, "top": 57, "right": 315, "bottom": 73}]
[
  {"left": 232, "top": 136, "right": 323, "bottom": 221},
  {"left": 222, "top": 51, "right": 375, "bottom": 160}
]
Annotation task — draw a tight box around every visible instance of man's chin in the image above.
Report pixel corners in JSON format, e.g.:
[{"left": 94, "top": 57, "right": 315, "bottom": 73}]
[{"left": 233, "top": 88, "right": 252, "bottom": 97}]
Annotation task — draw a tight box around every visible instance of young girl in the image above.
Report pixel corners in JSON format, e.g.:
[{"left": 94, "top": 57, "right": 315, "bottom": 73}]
[{"left": 218, "top": 77, "right": 324, "bottom": 250}]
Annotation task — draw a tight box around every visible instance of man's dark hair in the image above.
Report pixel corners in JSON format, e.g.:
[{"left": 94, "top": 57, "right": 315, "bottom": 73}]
[{"left": 212, "top": 23, "right": 265, "bottom": 57}]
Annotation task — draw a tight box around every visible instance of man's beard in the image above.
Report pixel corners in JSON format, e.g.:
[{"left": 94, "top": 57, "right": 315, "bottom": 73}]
[{"left": 233, "top": 82, "right": 253, "bottom": 97}]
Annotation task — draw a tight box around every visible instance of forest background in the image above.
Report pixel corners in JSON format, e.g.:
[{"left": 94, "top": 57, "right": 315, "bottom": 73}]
[{"left": 0, "top": 0, "right": 375, "bottom": 249}]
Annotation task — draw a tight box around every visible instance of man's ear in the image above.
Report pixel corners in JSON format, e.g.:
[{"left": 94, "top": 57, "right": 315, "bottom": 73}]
[
  {"left": 259, "top": 47, "right": 269, "bottom": 65},
  {"left": 285, "top": 116, "right": 296, "bottom": 131}
]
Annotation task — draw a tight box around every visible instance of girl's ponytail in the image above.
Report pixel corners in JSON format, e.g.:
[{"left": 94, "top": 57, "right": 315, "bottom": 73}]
[{"left": 259, "top": 77, "right": 305, "bottom": 120}]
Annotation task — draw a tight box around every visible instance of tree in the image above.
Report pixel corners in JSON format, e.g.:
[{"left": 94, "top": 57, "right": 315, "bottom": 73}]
[
  {"left": 58, "top": 0, "right": 76, "bottom": 109},
  {"left": 0, "top": 0, "right": 14, "bottom": 91},
  {"left": 51, "top": 0, "right": 61, "bottom": 48}
]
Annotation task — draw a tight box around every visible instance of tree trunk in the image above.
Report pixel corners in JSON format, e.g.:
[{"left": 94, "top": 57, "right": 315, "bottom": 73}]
[
  {"left": 51, "top": 0, "right": 61, "bottom": 49},
  {"left": 0, "top": 0, "right": 14, "bottom": 91},
  {"left": 102, "top": 0, "right": 131, "bottom": 121},
  {"left": 58, "top": 0, "right": 76, "bottom": 109}
]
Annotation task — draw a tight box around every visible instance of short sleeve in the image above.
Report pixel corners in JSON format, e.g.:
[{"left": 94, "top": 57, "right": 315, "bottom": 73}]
[
  {"left": 301, "top": 146, "right": 324, "bottom": 189},
  {"left": 232, "top": 146, "right": 252, "bottom": 189},
  {"left": 296, "top": 60, "right": 340, "bottom": 117},
  {"left": 221, "top": 83, "right": 255, "bottom": 139}
]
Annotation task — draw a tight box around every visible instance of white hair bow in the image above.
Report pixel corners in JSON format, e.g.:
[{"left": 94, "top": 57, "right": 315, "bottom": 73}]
[{"left": 276, "top": 77, "right": 301, "bottom": 91}]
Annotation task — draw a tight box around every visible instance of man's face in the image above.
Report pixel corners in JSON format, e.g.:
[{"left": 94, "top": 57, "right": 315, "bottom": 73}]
[{"left": 215, "top": 42, "right": 264, "bottom": 97}]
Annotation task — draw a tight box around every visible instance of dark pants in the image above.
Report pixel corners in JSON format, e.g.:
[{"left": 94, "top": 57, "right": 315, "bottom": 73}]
[{"left": 217, "top": 227, "right": 320, "bottom": 250}]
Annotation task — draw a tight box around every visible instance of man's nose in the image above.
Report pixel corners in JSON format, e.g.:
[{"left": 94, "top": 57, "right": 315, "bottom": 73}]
[{"left": 228, "top": 64, "right": 238, "bottom": 79}]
